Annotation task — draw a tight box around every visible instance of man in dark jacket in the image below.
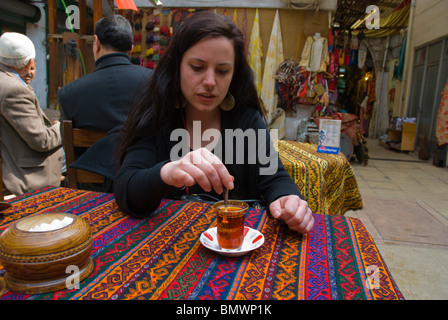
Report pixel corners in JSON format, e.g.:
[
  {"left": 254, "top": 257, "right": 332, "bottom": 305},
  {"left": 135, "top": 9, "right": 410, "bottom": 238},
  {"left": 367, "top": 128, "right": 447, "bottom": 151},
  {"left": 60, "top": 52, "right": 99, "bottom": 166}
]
[{"left": 58, "top": 14, "right": 153, "bottom": 191}]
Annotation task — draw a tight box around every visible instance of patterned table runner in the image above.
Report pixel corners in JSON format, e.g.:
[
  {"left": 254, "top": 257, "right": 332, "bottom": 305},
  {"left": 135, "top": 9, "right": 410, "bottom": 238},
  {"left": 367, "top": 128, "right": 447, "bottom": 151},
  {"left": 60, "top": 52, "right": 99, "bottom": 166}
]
[
  {"left": 0, "top": 187, "right": 402, "bottom": 300},
  {"left": 278, "top": 140, "right": 363, "bottom": 215}
]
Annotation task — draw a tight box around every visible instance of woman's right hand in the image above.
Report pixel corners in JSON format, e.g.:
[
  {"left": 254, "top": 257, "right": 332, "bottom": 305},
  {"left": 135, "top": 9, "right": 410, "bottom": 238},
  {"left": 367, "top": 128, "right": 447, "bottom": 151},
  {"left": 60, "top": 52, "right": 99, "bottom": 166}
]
[{"left": 160, "top": 147, "right": 234, "bottom": 194}]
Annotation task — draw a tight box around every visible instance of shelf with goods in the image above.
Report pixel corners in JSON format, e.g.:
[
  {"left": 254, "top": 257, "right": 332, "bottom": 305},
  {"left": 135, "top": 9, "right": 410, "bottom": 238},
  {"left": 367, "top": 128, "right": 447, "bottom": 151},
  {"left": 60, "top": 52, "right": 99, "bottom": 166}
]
[{"left": 125, "top": 7, "right": 172, "bottom": 69}]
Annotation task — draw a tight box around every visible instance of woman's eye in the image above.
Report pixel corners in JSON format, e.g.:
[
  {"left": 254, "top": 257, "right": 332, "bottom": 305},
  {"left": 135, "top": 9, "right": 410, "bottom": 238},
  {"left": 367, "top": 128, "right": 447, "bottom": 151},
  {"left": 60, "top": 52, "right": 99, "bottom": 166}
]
[
  {"left": 217, "top": 69, "right": 230, "bottom": 75},
  {"left": 190, "top": 64, "right": 203, "bottom": 72}
]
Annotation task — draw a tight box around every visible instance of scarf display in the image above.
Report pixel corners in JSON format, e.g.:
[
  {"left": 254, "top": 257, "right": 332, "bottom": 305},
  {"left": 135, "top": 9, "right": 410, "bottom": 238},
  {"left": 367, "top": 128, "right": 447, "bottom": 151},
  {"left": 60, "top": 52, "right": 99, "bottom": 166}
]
[
  {"left": 248, "top": 9, "right": 262, "bottom": 96},
  {"left": 260, "top": 10, "right": 284, "bottom": 125}
]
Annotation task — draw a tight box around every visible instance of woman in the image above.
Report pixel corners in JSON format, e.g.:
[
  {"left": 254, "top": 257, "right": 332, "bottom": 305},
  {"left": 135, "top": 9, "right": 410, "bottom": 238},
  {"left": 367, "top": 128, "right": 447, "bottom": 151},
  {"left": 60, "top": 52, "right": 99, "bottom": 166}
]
[{"left": 114, "top": 11, "right": 314, "bottom": 233}]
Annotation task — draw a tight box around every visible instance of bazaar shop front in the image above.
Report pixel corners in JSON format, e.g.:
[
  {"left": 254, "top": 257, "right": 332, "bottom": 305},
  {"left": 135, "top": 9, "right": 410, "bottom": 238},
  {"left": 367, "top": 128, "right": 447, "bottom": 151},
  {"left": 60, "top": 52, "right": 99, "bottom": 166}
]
[
  {"left": 124, "top": 0, "right": 370, "bottom": 163},
  {"left": 118, "top": 0, "right": 414, "bottom": 165},
  {"left": 28, "top": 0, "right": 422, "bottom": 164}
]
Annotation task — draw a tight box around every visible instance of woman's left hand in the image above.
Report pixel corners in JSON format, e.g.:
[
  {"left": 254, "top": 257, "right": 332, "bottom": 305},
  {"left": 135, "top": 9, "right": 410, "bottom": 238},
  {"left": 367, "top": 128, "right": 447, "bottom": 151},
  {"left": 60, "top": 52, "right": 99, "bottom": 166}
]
[{"left": 269, "top": 195, "right": 314, "bottom": 233}]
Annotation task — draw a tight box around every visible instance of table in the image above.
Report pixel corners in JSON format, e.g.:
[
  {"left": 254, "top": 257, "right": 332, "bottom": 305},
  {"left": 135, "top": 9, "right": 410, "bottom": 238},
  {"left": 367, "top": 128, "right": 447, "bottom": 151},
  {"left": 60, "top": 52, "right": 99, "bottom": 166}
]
[
  {"left": 0, "top": 187, "right": 402, "bottom": 300},
  {"left": 277, "top": 140, "right": 363, "bottom": 215}
]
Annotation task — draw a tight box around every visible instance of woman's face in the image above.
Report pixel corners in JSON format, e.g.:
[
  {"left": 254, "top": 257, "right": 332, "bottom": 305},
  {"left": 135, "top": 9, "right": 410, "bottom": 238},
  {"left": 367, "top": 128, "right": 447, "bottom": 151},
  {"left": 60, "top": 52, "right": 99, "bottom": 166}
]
[{"left": 180, "top": 36, "right": 235, "bottom": 114}]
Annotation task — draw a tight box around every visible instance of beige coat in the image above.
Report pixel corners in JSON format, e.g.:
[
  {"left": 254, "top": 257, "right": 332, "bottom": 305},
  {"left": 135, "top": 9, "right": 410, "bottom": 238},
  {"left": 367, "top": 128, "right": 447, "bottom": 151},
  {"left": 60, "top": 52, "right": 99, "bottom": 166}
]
[{"left": 0, "top": 63, "right": 62, "bottom": 195}]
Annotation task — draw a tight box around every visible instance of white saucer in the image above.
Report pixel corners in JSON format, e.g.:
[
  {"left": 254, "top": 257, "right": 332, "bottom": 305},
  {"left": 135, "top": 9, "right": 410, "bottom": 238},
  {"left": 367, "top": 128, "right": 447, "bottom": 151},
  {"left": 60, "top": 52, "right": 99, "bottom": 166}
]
[{"left": 200, "top": 226, "right": 264, "bottom": 257}]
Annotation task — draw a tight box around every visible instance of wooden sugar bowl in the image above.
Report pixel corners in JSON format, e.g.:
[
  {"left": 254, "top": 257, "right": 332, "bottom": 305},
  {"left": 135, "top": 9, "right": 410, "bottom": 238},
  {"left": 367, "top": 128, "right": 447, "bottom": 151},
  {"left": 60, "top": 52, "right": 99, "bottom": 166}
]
[{"left": 0, "top": 213, "right": 94, "bottom": 294}]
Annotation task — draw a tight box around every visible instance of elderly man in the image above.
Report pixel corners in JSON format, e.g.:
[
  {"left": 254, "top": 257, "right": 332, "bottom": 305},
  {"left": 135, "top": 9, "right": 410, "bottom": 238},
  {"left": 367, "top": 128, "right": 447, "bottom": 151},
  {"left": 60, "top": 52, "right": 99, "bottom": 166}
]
[
  {"left": 0, "top": 32, "right": 62, "bottom": 195},
  {"left": 21, "top": 57, "right": 35, "bottom": 84}
]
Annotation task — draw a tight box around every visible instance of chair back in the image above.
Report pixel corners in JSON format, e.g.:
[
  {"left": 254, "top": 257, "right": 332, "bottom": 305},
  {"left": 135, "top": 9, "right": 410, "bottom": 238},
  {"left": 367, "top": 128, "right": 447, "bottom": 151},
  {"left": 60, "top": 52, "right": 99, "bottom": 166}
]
[
  {"left": 0, "top": 150, "right": 4, "bottom": 201},
  {"left": 0, "top": 149, "right": 13, "bottom": 201},
  {"left": 62, "top": 120, "right": 107, "bottom": 189}
]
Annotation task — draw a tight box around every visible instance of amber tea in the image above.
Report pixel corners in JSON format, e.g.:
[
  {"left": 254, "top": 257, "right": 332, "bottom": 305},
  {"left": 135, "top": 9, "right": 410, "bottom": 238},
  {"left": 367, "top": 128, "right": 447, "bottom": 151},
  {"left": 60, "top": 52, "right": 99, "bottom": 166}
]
[{"left": 213, "top": 200, "right": 248, "bottom": 250}]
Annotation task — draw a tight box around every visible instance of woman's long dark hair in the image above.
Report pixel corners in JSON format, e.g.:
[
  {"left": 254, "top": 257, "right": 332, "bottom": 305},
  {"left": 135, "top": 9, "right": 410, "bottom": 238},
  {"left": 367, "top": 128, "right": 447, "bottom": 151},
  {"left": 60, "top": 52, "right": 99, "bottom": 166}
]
[{"left": 119, "top": 10, "right": 262, "bottom": 165}]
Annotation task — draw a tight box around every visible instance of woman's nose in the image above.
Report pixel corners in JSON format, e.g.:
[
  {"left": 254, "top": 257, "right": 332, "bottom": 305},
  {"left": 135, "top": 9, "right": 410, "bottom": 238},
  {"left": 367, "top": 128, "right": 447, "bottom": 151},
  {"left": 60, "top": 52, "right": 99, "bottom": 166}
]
[{"left": 202, "top": 70, "right": 216, "bottom": 89}]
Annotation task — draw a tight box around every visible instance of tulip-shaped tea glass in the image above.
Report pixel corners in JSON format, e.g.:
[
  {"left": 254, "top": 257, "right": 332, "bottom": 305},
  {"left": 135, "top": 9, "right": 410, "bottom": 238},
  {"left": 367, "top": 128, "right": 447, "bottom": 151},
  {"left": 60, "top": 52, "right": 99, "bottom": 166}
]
[{"left": 213, "top": 200, "right": 248, "bottom": 250}]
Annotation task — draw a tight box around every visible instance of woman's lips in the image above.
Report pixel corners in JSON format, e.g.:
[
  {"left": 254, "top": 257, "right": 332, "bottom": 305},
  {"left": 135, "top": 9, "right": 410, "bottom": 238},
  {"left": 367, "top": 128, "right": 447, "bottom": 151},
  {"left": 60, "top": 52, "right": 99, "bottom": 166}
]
[{"left": 197, "top": 93, "right": 216, "bottom": 102}]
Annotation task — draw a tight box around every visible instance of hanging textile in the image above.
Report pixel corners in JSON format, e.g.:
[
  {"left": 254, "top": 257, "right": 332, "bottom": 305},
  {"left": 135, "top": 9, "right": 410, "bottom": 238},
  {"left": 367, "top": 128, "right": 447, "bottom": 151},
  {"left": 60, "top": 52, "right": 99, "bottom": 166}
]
[
  {"left": 115, "top": 0, "right": 138, "bottom": 11},
  {"left": 260, "top": 10, "right": 284, "bottom": 125},
  {"left": 396, "top": 34, "right": 407, "bottom": 81},
  {"left": 327, "top": 28, "right": 337, "bottom": 76},
  {"left": 364, "top": 0, "right": 411, "bottom": 38},
  {"left": 358, "top": 42, "right": 367, "bottom": 69},
  {"left": 299, "top": 34, "right": 329, "bottom": 72},
  {"left": 388, "top": 58, "right": 399, "bottom": 110},
  {"left": 349, "top": 36, "right": 358, "bottom": 66},
  {"left": 249, "top": 9, "right": 262, "bottom": 96},
  {"left": 243, "top": 9, "right": 248, "bottom": 57},
  {"left": 436, "top": 78, "right": 448, "bottom": 146}
]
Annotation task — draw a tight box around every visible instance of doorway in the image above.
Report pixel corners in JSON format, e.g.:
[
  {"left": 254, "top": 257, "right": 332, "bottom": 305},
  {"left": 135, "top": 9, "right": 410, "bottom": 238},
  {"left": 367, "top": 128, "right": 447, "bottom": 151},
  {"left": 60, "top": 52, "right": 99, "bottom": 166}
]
[{"left": 408, "top": 37, "right": 448, "bottom": 158}]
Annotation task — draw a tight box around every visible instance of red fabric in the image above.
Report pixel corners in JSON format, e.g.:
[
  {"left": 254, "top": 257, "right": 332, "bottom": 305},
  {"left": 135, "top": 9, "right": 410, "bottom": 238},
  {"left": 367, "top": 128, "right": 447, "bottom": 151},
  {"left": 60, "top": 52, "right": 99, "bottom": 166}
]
[
  {"left": 115, "top": 0, "right": 138, "bottom": 11},
  {"left": 436, "top": 79, "right": 448, "bottom": 146},
  {"left": 395, "top": 0, "right": 411, "bottom": 11}
]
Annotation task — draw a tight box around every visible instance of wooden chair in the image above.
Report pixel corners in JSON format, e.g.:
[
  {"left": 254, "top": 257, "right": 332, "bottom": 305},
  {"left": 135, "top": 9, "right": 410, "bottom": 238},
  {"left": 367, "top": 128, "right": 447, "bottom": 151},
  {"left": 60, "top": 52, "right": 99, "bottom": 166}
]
[
  {"left": 62, "top": 120, "right": 107, "bottom": 189},
  {"left": 0, "top": 150, "right": 13, "bottom": 201},
  {"left": 1, "top": 151, "right": 5, "bottom": 201}
]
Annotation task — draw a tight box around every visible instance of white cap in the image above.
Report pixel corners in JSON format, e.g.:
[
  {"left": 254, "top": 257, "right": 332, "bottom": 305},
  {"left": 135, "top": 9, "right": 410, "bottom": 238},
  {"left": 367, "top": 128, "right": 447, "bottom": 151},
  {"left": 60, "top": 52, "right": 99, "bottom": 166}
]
[{"left": 0, "top": 32, "right": 35, "bottom": 61}]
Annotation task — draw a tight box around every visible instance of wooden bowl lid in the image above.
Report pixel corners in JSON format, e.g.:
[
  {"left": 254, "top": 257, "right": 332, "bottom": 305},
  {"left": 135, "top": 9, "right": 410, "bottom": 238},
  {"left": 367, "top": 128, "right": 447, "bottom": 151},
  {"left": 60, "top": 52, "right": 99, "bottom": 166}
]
[{"left": 0, "top": 213, "right": 91, "bottom": 257}]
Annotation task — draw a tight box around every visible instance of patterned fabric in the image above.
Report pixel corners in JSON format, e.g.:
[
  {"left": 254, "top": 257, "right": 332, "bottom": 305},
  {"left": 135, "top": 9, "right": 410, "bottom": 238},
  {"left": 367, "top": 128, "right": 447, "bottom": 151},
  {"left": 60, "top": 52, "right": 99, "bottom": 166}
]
[
  {"left": 277, "top": 140, "right": 363, "bottom": 215},
  {"left": 0, "top": 187, "right": 401, "bottom": 300},
  {"left": 248, "top": 9, "right": 262, "bottom": 95},
  {"left": 260, "top": 9, "right": 284, "bottom": 125},
  {"left": 436, "top": 78, "right": 448, "bottom": 146}
]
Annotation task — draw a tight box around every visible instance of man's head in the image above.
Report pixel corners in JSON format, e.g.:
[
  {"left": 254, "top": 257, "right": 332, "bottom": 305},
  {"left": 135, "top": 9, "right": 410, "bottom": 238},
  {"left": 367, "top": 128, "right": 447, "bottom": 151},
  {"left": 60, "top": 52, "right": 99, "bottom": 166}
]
[
  {"left": 93, "top": 14, "right": 133, "bottom": 60},
  {"left": 0, "top": 32, "right": 35, "bottom": 69},
  {"left": 21, "top": 58, "right": 36, "bottom": 84}
]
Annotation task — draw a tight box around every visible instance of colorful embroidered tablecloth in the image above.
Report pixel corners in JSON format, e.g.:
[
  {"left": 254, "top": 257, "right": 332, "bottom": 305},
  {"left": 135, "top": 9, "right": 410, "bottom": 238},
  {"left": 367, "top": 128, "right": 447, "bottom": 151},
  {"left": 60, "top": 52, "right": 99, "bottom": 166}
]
[
  {"left": 277, "top": 140, "right": 363, "bottom": 215},
  {"left": 0, "top": 187, "right": 402, "bottom": 300}
]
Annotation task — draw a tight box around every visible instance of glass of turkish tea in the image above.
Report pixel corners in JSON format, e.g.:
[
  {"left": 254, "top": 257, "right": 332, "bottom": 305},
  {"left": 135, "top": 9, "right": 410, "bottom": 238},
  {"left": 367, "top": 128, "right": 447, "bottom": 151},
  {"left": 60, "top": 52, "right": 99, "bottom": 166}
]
[{"left": 213, "top": 200, "right": 248, "bottom": 250}]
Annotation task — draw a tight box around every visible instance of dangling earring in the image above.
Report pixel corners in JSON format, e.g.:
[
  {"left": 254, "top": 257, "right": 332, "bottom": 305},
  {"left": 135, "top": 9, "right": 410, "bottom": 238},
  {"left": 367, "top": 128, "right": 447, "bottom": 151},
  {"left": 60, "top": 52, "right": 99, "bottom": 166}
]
[{"left": 219, "top": 93, "right": 235, "bottom": 111}]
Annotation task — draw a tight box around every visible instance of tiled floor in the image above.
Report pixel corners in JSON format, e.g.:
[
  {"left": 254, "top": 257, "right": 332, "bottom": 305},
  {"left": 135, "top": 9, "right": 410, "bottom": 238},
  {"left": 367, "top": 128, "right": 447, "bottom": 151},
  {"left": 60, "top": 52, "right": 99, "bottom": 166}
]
[{"left": 346, "top": 139, "right": 448, "bottom": 300}]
